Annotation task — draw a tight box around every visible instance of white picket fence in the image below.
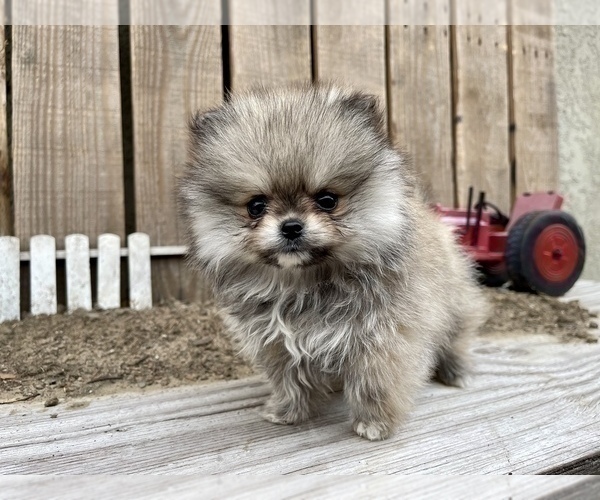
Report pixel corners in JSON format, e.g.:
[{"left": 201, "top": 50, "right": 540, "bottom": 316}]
[{"left": 0, "top": 233, "right": 186, "bottom": 323}]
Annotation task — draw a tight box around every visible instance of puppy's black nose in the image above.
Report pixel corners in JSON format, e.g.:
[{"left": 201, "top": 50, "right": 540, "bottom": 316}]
[{"left": 281, "top": 220, "right": 304, "bottom": 240}]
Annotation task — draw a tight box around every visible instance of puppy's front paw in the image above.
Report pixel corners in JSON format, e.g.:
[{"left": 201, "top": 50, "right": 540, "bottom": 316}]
[{"left": 353, "top": 420, "right": 391, "bottom": 441}]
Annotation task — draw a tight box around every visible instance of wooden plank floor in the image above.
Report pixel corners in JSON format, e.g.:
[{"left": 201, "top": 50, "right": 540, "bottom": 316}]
[
  {"left": 1, "top": 282, "right": 599, "bottom": 478},
  {"left": 0, "top": 476, "right": 597, "bottom": 500}
]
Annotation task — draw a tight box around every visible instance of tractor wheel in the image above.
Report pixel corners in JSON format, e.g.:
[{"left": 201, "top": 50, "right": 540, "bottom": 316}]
[
  {"left": 478, "top": 263, "right": 508, "bottom": 288},
  {"left": 505, "top": 210, "right": 585, "bottom": 296}
]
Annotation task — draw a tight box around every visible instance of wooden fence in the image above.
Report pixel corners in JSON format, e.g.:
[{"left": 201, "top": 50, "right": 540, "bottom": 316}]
[{"left": 0, "top": 0, "right": 559, "bottom": 306}]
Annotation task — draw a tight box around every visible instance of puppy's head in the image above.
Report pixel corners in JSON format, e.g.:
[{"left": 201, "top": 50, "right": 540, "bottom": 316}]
[{"left": 178, "top": 85, "right": 414, "bottom": 274}]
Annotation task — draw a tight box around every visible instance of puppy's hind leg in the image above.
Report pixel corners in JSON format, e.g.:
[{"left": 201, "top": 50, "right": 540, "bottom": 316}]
[
  {"left": 434, "top": 318, "right": 475, "bottom": 388},
  {"left": 434, "top": 344, "right": 468, "bottom": 388}
]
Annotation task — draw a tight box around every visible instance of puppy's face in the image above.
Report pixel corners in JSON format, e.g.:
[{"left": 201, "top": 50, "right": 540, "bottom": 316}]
[{"left": 178, "top": 86, "right": 411, "bottom": 273}]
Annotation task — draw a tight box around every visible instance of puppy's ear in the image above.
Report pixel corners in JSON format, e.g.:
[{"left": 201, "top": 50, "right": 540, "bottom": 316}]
[
  {"left": 338, "top": 91, "right": 385, "bottom": 134},
  {"left": 188, "top": 108, "right": 226, "bottom": 144}
]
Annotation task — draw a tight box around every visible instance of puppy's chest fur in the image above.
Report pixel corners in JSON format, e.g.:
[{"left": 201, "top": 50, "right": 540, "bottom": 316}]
[{"left": 220, "top": 274, "right": 395, "bottom": 373}]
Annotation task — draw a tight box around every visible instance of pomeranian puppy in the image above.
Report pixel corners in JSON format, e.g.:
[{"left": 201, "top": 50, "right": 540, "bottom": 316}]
[{"left": 178, "top": 84, "right": 486, "bottom": 441}]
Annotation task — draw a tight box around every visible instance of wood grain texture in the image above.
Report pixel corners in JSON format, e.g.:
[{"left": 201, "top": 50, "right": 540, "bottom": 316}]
[
  {"left": 511, "top": 23, "right": 559, "bottom": 193},
  {"left": 388, "top": 1, "right": 454, "bottom": 205},
  {"left": 1, "top": 290, "right": 599, "bottom": 475},
  {"left": 314, "top": 0, "right": 387, "bottom": 111},
  {"left": 0, "top": 2, "right": 10, "bottom": 236},
  {"left": 0, "top": 476, "right": 589, "bottom": 500},
  {"left": 453, "top": 17, "right": 511, "bottom": 212},
  {"left": 12, "top": 0, "right": 119, "bottom": 25},
  {"left": 129, "top": 1, "right": 222, "bottom": 303},
  {"left": 388, "top": 0, "right": 450, "bottom": 24},
  {"left": 11, "top": 1, "right": 125, "bottom": 250},
  {"left": 229, "top": 0, "right": 311, "bottom": 91},
  {"left": 128, "top": 0, "right": 221, "bottom": 25},
  {"left": 509, "top": 0, "right": 554, "bottom": 25},
  {"left": 454, "top": 0, "right": 508, "bottom": 25}
]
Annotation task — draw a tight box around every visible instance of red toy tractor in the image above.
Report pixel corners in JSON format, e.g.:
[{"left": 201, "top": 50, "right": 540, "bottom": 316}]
[{"left": 435, "top": 188, "right": 586, "bottom": 297}]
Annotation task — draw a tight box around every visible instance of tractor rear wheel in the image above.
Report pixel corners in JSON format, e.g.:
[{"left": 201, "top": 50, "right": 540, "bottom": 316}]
[
  {"left": 478, "top": 263, "right": 508, "bottom": 288},
  {"left": 505, "top": 210, "right": 585, "bottom": 296}
]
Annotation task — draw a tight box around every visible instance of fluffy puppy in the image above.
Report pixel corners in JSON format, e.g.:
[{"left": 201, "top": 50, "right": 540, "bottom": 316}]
[{"left": 177, "top": 84, "right": 487, "bottom": 441}]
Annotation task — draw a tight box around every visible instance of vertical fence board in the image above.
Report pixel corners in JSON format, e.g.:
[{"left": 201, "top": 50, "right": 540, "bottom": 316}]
[
  {"left": 511, "top": 0, "right": 558, "bottom": 194},
  {"left": 130, "top": 2, "right": 222, "bottom": 303},
  {"left": 11, "top": 1, "right": 125, "bottom": 251},
  {"left": 97, "top": 233, "right": 121, "bottom": 310},
  {"left": 0, "top": 237, "right": 20, "bottom": 322},
  {"left": 229, "top": 0, "right": 311, "bottom": 90},
  {"left": 453, "top": 2, "right": 511, "bottom": 212},
  {"left": 65, "top": 234, "right": 92, "bottom": 312},
  {"left": 30, "top": 235, "right": 58, "bottom": 316},
  {"left": 314, "top": 0, "right": 387, "bottom": 114},
  {"left": 454, "top": 0, "right": 508, "bottom": 25},
  {"left": 388, "top": 1, "right": 454, "bottom": 205},
  {"left": 128, "top": 233, "right": 152, "bottom": 310},
  {"left": 0, "top": 1, "right": 10, "bottom": 236}
]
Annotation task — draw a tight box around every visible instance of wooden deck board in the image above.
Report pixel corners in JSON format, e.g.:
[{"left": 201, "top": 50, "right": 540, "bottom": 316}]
[
  {"left": 1, "top": 339, "right": 599, "bottom": 474},
  {"left": 2, "top": 282, "right": 599, "bottom": 476},
  {"left": 0, "top": 476, "right": 591, "bottom": 500}
]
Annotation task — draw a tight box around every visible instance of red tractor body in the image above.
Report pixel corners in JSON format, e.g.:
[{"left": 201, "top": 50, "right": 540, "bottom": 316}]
[{"left": 434, "top": 189, "right": 585, "bottom": 296}]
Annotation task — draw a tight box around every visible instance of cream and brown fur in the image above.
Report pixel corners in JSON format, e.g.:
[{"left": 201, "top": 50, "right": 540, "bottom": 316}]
[{"left": 177, "top": 84, "right": 487, "bottom": 441}]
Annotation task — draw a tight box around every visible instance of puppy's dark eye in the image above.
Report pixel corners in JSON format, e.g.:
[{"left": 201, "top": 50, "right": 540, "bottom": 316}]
[
  {"left": 315, "top": 191, "right": 338, "bottom": 212},
  {"left": 247, "top": 196, "right": 268, "bottom": 218}
]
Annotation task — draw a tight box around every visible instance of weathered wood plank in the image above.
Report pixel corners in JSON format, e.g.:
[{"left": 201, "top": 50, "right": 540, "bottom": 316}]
[
  {"left": 11, "top": 0, "right": 118, "bottom": 25},
  {"left": 1, "top": 335, "right": 599, "bottom": 474},
  {"left": 127, "top": 233, "right": 152, "bottom": 310},
  {"left": 0, "top": 476, "right": 589, "bottom": 499},
  {"left": 454, "top": 0, "right": 508, "bottom": 25},
  {"left": 0, "top": 1, "right": 11, "bottom": 237},
  {"left": 509, "top": 0, "right": 554, "bottom": 25},
  {"left": 97, "top": 233, "right": 121, "bottom": 310},
  {"left": 510, "top": 0, "right": 558, "bottom": 194},
  {"left": 453, "top": 2, "right": 511, "bottom": 212},
  {"left": 11, "top": 1, "right": 125, "bottom": 251},
  {"left": 0, "top": 236, "right": 20, "bottom": 322},
  {"left": 128, "top": 0, "right": 221, "bottom": 24},
  {"left": 229, "top": 0, "right": 311, "bottom": 91},
  {"left": 65, "top": 234, "right": 92, "bottom": 312},
  {"left": 388, "top": 1, "right": 454, "bottom": 205},
  {"left": 29, "top": 235, "right": 58, "bottom": 316},
  {"left": 129, "top": 2, "right": 222, "bottom": 303},
  {"left": 314, "top": 0, "right": 387, "bottom": 114}
]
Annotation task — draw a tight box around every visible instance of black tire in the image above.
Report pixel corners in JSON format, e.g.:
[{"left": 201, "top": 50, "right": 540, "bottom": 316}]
[
  {"left": 505, "top": 210, "right": 586, "bottom": 296},
  {"left": 505, "top": 211, "right": 542, "bottom": 292},
  {"left": 478, "top": 263, "right": 508, "bottom": 288}
]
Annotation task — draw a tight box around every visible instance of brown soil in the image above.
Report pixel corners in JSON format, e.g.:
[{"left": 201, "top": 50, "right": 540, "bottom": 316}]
[
  {"left": 1, "top": 289, "right": 597, "bottom": 405},
  {"left": 482, "top": 288, "right": 597, "bottom": 343}
]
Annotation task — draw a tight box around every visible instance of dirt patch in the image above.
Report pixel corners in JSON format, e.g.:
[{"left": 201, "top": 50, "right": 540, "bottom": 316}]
[
  {"left": 0, "top": 302, "right": 254, "bottom": 405},
  {"left": 1, "top": 288, "right": 597, "bottom": 405},
  {"left": 482, "top": 288, "right": 598, "bottom": 343}
]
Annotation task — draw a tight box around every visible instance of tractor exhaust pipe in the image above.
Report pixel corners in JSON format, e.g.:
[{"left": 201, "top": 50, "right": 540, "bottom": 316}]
[
  {"left": 465, "top": 186, "right": 473, "bottom": 240},
  {"left": 472, "top": 191, "right": 485, "bottom": 246}
]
